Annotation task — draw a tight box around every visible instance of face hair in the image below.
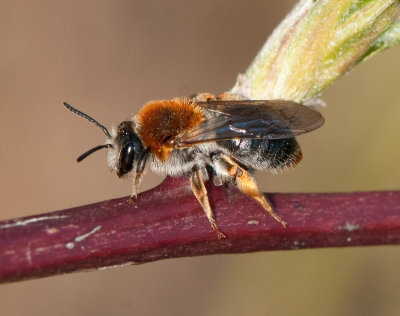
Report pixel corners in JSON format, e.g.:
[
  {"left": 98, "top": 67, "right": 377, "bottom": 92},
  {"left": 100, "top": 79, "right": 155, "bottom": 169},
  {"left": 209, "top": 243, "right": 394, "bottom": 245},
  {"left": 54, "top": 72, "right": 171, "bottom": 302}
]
[
  {"left": 77, "top": 144, "right": 112, "bottom": 162},
  {"left": 63, "top": 102, "right": 112, "bottom": 139}
]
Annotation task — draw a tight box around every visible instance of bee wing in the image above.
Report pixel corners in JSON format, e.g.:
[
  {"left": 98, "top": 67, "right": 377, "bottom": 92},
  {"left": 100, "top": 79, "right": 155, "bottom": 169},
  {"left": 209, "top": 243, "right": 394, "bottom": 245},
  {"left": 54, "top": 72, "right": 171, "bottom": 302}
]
[{"left": 176, "top": 100, "right": 324, "bottom": 146}]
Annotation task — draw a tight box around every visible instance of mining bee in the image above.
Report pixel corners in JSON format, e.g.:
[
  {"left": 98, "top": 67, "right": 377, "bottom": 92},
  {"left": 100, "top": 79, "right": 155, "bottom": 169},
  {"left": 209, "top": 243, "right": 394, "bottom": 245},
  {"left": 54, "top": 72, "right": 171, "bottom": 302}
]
[{"left": 64, "top": 92, "right": 324, "bottom": 238}]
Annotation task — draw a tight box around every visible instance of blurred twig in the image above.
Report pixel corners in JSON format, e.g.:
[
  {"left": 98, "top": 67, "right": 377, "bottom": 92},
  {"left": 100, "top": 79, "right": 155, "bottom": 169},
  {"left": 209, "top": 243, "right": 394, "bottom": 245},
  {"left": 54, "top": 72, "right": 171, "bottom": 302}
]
[
  {"left": 1, "top": 177, "right": 400, "bottom": 284},
  {"left": 233, "top": 0, "right": 400, "bottom": 101}
]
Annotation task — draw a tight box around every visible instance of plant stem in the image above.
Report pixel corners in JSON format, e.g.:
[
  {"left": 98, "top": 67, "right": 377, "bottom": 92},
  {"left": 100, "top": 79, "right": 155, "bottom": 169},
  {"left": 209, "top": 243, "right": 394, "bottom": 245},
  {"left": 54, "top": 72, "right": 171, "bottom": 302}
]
[{"left": 1, "top": 177, "right": 399, "bottom": 284}]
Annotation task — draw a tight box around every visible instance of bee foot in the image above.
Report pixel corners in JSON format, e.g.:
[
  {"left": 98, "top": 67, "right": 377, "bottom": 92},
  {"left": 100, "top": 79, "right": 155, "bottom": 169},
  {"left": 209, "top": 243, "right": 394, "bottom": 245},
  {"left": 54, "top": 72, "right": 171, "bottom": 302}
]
[{"left": 127, "top": 195, "right": 137, "bottom": 204}]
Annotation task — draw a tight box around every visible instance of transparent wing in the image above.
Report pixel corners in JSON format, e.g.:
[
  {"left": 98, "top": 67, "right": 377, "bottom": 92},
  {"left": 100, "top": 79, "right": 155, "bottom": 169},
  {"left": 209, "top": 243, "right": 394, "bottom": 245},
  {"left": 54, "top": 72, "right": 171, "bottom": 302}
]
[{"left": 176, "top": 100, "right": 324, "bottom": 146}]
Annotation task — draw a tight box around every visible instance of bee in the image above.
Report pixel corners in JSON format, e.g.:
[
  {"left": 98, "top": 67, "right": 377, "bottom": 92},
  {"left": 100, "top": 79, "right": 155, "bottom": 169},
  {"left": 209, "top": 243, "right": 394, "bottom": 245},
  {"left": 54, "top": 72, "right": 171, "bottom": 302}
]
[{"left": 64, "top": 92, "right": 324, "bottom": 238}]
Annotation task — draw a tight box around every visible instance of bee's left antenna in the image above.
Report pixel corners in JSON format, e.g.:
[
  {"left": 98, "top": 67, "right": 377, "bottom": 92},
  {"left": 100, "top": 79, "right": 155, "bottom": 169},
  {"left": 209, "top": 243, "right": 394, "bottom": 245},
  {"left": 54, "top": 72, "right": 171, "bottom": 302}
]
[
  {"left": 76, "top": 144, "right": 112, "bottom": 162},
  {"left": 63, "top": 102, "right": 112, "bottom": 139}
]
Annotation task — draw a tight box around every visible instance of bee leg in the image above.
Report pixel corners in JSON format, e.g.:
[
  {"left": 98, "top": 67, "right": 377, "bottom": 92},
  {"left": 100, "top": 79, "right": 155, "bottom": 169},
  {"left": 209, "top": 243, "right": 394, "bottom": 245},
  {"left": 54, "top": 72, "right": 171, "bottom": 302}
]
[
  {"left": 130, "top": 176, "right": 140, "bottom": 201},
  {"left": 220, "top": 155, "right": 287, "bottom": 228},
  {"left": 130, "top": 149, "right": 151, "bottom": 201},
  {"left": 189, "top": 92, "right": 216, "bottom": 102},
  {"left": 190, "top": 167, "right": 226, "bottom": 238}
]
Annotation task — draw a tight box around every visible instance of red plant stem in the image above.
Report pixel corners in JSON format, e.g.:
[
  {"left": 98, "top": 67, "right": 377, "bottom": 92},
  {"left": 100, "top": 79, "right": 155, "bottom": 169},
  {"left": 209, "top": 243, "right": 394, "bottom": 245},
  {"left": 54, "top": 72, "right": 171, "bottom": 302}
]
[{"left": 1, "top": 177, "right": 400, "bottom": 283}]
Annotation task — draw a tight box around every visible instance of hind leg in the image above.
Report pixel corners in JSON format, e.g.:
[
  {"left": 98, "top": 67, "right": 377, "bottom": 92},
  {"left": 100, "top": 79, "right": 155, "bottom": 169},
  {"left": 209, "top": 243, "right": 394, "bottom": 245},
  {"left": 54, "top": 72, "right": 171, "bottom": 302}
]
[{"left": 212, "top": 153, "right": 287, "bottom": 227}]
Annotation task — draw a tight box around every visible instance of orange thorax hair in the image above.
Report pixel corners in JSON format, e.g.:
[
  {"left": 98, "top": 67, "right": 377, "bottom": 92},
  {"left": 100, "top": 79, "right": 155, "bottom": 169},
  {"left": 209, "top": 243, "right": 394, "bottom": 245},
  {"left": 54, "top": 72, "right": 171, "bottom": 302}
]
[{"left": 136, "top": 98, "right": 204, "bottom": 160}]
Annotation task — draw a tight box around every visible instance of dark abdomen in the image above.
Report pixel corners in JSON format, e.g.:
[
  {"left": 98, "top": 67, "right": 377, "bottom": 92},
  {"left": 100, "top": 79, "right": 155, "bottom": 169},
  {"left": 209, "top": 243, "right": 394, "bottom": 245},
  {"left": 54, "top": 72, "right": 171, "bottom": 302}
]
[{"left": 218, "top": 137, "right": 302, "bottom": 171}]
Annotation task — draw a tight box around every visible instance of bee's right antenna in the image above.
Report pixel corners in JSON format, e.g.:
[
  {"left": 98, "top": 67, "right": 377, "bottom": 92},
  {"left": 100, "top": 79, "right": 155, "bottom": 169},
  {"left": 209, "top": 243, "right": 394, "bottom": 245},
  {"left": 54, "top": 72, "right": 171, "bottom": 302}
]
[{"left": 63, "top": 102, "right": 112, "bottom": 139}]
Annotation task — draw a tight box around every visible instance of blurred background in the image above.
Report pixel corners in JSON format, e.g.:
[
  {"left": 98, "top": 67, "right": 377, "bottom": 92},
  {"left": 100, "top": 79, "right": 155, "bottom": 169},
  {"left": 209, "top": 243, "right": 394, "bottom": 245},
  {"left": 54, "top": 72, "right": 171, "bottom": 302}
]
[{"left": 1, "top": 1, "right": 400, "bottom": 315}]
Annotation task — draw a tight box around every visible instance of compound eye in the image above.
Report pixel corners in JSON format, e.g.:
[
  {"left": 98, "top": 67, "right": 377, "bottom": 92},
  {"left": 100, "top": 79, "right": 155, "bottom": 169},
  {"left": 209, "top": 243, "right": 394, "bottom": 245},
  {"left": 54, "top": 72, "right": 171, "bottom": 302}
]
[{"left": 119, "top": 143, "right": 135, "bottom": 175}]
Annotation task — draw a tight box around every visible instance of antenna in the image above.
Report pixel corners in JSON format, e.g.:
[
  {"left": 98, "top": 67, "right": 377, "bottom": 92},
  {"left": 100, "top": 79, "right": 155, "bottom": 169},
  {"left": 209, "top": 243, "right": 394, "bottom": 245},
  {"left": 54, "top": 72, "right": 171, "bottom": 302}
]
[
  {"left": 77, "top": 144, "right": 112, "bottom": 162},
  {"left": 63, "top": 102, "right": 112, "bottom": 139}
]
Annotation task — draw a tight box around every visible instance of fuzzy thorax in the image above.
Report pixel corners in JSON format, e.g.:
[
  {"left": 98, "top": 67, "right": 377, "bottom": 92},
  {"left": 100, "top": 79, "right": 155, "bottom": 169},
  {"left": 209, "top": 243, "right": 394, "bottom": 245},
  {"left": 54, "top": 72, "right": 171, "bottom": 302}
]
[{"left": 135, "top": 98, "right": 205, "bottom": 161}]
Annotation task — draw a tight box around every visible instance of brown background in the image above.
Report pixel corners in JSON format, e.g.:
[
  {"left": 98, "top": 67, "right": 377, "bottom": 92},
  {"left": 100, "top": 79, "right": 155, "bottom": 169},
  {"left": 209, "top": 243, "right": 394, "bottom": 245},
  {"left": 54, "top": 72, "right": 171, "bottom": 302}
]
[{"left": 1, "top": 1, "right": 400, "bottom": 315}]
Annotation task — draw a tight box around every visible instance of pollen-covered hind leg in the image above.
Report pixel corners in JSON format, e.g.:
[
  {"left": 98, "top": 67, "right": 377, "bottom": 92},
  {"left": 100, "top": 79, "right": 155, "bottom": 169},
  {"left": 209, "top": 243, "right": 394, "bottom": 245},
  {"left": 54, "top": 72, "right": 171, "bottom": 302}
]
[
  {"left": 219, "top": 155, "right": 287, "bottom": 228},
  {"left": 190, "top": 167, "right": 226, "bottom": 238}
]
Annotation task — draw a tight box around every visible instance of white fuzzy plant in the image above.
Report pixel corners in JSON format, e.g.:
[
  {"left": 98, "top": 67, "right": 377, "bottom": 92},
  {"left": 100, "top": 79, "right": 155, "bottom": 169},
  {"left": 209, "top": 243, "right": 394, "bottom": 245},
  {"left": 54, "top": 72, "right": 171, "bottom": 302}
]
[{"left": 231, "top": 0, "right": 400, "bottom": 103}]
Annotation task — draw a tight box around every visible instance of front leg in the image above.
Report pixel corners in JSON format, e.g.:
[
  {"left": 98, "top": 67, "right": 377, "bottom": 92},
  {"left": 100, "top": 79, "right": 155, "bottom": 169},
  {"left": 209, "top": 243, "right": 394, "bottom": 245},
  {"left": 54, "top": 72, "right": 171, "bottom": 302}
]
[
  {"left": 190, "top": 166, "right": 226, "bottom": 238},
  {"left": 129, "top": 148, "right": 151, "bottom": 200}
]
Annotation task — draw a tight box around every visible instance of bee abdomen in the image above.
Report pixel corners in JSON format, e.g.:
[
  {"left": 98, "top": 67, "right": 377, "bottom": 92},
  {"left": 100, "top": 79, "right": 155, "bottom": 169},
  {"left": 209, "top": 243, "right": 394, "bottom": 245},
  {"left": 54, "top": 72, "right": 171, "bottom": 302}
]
[{"left": 219, "top": 137, "right": 302, "bottom": 171}]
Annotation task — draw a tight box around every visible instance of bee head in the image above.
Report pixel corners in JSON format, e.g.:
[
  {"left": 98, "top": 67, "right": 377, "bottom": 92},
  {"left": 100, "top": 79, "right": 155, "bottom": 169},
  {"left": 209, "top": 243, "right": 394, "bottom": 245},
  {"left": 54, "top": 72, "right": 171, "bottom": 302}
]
[
  {"left": 110, "top": 121, "right": 146, "bottom": 177},
  {"left": 63, "top": 102, "right": 148, "bottom": 179}
]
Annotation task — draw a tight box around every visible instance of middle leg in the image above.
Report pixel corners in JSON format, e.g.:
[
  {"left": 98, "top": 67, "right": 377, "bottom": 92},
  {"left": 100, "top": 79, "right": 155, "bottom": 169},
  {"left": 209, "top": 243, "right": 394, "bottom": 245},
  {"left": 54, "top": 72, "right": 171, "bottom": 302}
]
[{"left": 190, "top": 166, "right": 226, "bottom": 238}]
